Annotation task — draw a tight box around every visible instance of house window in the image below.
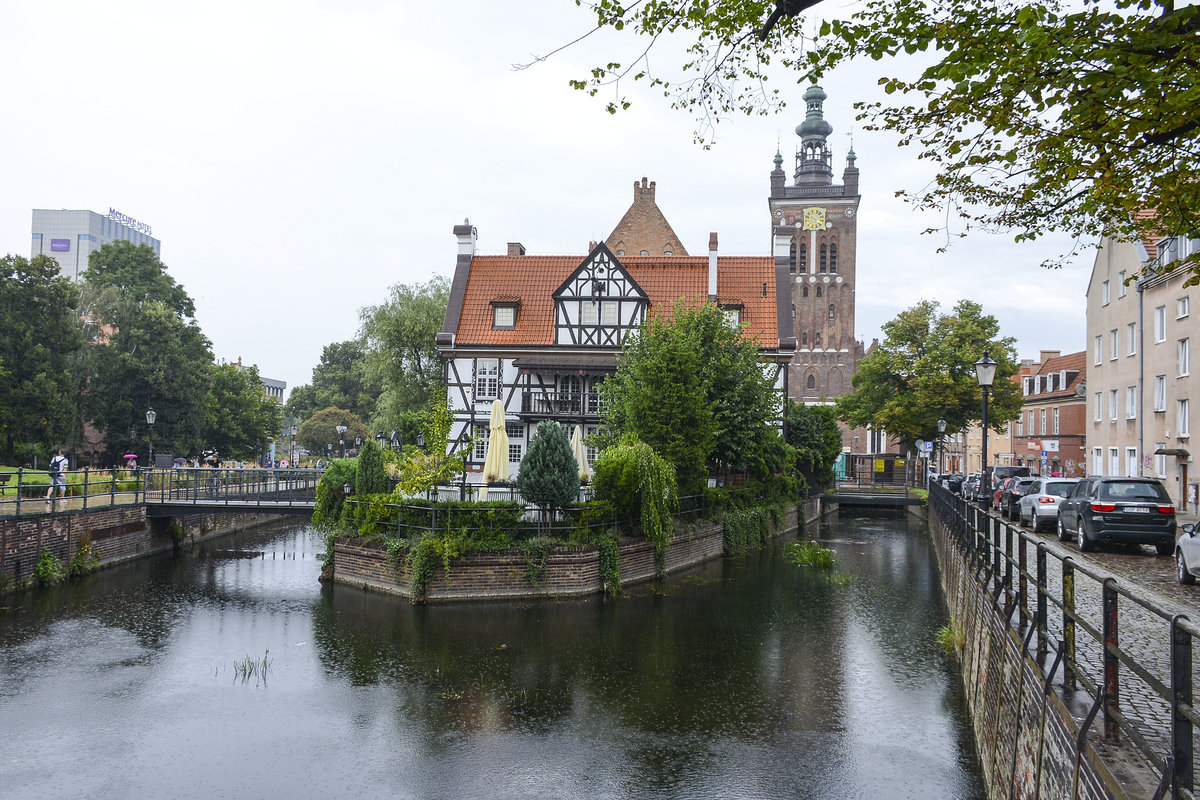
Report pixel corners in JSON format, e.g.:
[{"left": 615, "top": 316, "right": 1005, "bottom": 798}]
[
  {"left": 583, "top": 302, "right": 599, "bottom": 325},
  {"left": 506, "top": 423, "right": 523, "bottom": 439},
  {"left": 1109, "top": 447, "right": 1119, "bottom": 475},
  {"left": 586, "top": 425, "right": 599, "bottom": 465},
  {"left": 1053, "top": 407, "right": 1059, "bottom": 434},
  {"left": 475, "top": 358, "right": 499, "bottom": 399},
  {"left": 1180, "top": 296, "right": 1191, "bottom": 319},
  {"left": 829, "top": 242, "right": 838, "bottom": 273},
  {"left": 1155, "top": 375, "right": 1167, "bottom": 412},
  {"left": 1179, "top": 398, "right": 1191, "bottom": 438},
  {"left": 1039, "top": 409, "right": 1047, "bottom": 435},
  {"left": 601, "top": 301, "right": 618, "bottom": 325},
  {"left": 1127, "top": 322, "right": 1136, "bottom": 355},
  {"left": 1156, "top": 443, "right": 1167, "bottom": 478},
  {"left": 1109, "top": 329, "right": 1118, "bottom": 360},
  {"left": 474, "top": 424, "right": 489, "bottom": 460},
  {"left": 1155, "top": 306, "right": 1167, "bottom": 342},
  {"left": 1023, "top": 377, "right": 1031, "bottom": 396},
  {"left": 1093, "top": 447, "right": 1103, "bottom": 475},
  {"left": 1109, "top": 389, "right": 1118, "bottom": 421},
  {"left": 1126, "top": 447, "right": 1138, "bottom": 477},
  {"left": 1180, "top": 338, "right": 1191, "bottom": 376},
  {"left": 492, "top": 305, "right": 516, "bottom": 329},
  {"left": 639, "top": 250, "right": 649, "bottom": 256},
  {"left": 1094, "top": 334, "right": 1103, "bottom": 365},
  {"left": 1093, "top": 392, "right": 1102, "bottom": 422},
  {"left": 1028, "top": 409, "right": 1035, "bottom": 432},
  {"left": 723, "top": 308, "right": 742, "bottom": 328},
  {"left": 508, "top": 442, "right": 522, "bottom": 463},
  {"left": 1017, "top": 414, "right": 1024, "bottom": 436},
  {"left": 1126, "top": 386, "right": 1137, "bottom": 419},
  {"left": 1101, "top": 280, "right": 1110, "bottom": 305},
  {"left": 1118, "top": 270, "right": 1127, "bottom": 298}
]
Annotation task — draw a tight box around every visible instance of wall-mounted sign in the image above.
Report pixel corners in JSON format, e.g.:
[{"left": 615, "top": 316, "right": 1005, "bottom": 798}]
[
  {"left": 107, "top": 207, "right": 152, "bottom": 236},
  {"left": 1043, "top": 440, "right": 1060, "bottom": 452},
  {"left": 50, "top": 239, "right": 70, "bottom": 252}
]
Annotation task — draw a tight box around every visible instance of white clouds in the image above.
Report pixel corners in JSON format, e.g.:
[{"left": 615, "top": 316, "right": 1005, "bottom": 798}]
[{"left": 0, "top": 0, "right": 1093, "bottom": 392}]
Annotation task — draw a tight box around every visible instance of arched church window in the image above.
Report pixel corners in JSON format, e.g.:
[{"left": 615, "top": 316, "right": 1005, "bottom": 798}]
[
  {"left": 802, "top": 285, "right": 809, "bottom": 298},
  {"left": 807, "top": 375, "right": 816, "bottom": 389},
  {"left": 829, "top": 304, "right": 836, "bottom": 320},
  {"left": 789, "top": 242, "right": 797, "bottom": 274},
  {"left": 816, "top": 286, "right": 823, "bottom": 298},
  {"left": 829, "top": 242, "right": 838, "bottom": 273},
  {"left": 798, "top": 243, "right": 807, "bottom": 272},
  {"left": 814, "top": 332, "right": 822, "bottom": 346},
  {"left": 801, "top": 332, "right": 808, "bottom": 345},
  {"left": 819, "top": 243, "right": 827, "bottom": 272},
  {"left": 791, "top": 304, "right": 796, "bottom": 320}
]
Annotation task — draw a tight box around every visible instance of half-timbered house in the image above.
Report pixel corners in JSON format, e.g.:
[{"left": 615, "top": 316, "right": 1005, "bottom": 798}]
[{"left": 435, "top": 188, "right": 797, "bottom": 483}]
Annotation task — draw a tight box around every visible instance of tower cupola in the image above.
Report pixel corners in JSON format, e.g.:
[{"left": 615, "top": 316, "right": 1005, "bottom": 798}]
[{"left": 794, "top": 84, "right": 834, "bottom": 186}]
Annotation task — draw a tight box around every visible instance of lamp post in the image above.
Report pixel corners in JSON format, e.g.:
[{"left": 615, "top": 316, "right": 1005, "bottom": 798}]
[
  {"left": 975, "top": 352, "right": 997, "bottom": 502},
  {"left": 146, "top": 408, "right": 156, "bottom": 467},
  {"left": 937, "top": 418, "right": 947, "bottom": 479},
  {"left": 336, "top": 424, "right": 347, "bottom": 458},
  {"left": 289, "top": 426, "right": 298, "bottom": 465}
]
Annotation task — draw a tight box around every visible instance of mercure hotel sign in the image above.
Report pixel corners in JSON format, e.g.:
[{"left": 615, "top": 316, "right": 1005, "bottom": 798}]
[{"left": 108, "top": 208, "right": 152, "bottom": 236}]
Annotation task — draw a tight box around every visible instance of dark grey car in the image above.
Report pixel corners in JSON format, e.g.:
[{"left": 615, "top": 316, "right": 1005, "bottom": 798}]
[{"left": 1056, "top": 477, "right": 1176, "bottom": 554}]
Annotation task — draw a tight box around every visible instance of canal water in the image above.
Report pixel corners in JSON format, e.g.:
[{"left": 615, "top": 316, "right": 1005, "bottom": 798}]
[{"left": 0, "top": 510, "right": 984, "bottom": 800}]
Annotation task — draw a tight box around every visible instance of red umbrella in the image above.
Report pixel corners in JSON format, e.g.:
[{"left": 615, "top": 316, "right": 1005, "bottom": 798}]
[{"left": 123, "top": 454, "right": 138, "bottom": 460}]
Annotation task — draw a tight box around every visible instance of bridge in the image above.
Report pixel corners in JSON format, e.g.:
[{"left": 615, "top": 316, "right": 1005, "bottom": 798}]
[
  {"left": 142, "top": 467, "right": 320, "bottom": 516},
  {"left": 828, "top": 481, "right": 923, "bottom": 508}
]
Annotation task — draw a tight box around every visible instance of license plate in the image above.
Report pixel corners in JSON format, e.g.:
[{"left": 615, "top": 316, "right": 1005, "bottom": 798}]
[{"left": 1123, "top": 507, "right": 1150, "bottom": 514}]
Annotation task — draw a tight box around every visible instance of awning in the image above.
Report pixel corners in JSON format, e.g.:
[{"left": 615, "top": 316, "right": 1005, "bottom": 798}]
[
  {"left": 1154, "top": 447, "right": 1191, "bottom": 458},
  {"left": 512, "top": 355, "right": 618, "bottom": 373}
]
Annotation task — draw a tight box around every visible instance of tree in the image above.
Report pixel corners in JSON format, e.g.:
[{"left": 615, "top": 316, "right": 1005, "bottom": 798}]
[
  {"left": 598, "top": 301, "right": 779, "bottom": 495},
  {"left": 355, "top": 438, "right": 389, "bottom": 496},
  {"left": 591, "top": 434, "right": 679, "bottom": 560},
  {"left": 297, "top": 407, "right": 371, "bottom": 458},
  {"left": 360, "top": 276, "right": 449, "bottom": 423},
  {"left": 0, "top": 254, "right": 83, "bottom": 463},
  {"left": 202, "top": 363, "right": 284, "bottom": 460},
  {"left": 786, "top": 402, "right": 843, "bottom": 491},
  {"left": 568, "top": 0, "right": 1200, "bottom": 279},
  {"left": 516, "top": 421, "right": 581, "bottom": 516},
  {"left": 81, "top": 243, "right": 212, "bottom": 462},
  {"left": 835, "top": 300, "right": 1022, "bottom": 454}
]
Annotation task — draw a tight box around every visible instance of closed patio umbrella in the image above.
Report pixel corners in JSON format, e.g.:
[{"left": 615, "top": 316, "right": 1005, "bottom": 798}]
[
  {"left": 571, "top": 425, "right": 591, "bottom": 482},
  {"left": 480, "top": 400, "right": 509, "bottom": 500}
]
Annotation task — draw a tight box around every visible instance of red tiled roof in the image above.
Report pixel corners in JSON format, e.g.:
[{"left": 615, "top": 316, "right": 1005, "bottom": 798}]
[
  {"left": 1025, "top": 350, "right": 1086, "bottom": 400},
  {"left": 454, "top": 254, "right": 779, "bottom": 348},
  {"left": 1134, "top": 209, "right": 1161, "bottom": 262}
]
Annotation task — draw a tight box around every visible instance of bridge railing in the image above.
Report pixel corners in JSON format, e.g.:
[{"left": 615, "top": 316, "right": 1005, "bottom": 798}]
[
  {"left": 142, "top": 467, "right": 322, "bottom": 508},
  {"left": 929, "top": 482, "right": 1197, "bottom": 799},
  {"left": 0, "top": 467, "right": 145, "bottom": 518}
]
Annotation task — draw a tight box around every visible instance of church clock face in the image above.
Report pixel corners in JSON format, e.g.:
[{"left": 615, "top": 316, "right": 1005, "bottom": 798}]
[{"left": 802, "top": 207, "right": 826, "bottom": 230}]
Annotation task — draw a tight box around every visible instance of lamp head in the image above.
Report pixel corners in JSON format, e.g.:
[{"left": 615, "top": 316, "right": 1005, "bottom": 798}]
[
  {"left": 146, "top": 408, "right": 156, "bottom": 425},
  {"left": 937, "top": 418, "right": 946, "bottom": 433},
  {"left": 974, "top": 352, "right": 997, "bottom": 388}
]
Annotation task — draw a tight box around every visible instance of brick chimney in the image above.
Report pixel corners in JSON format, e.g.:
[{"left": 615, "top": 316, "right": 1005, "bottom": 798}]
[
  {"left": 1038, "top": 350, "right": 1061, "bottom": 365},
  {"left": 507, "top": 242, "right": 526, "bottom": 256}
]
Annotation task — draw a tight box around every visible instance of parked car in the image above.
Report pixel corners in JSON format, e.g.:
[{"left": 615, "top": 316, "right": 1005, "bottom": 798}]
[
  {"left": 1002, "top": 477, "right": 1039, "bottom": 520},
  {"left": 1175, "top": 523, "right": 1200, "bottom": 584},
  {"left": 992, "top": 477, "right": 1013, "bottom": 511},
  {"left": 1017, "top": 477, "right": 1080, "bottom": 532},
  {"left": 980, "top": 465, "right": 1031, "bottom": 505},
  {"left": 943, "top": 474, "right": 964, "bottom": 495},
  {"left": 1057, "top": 477, "right": 1177, "bottom": 554},
  {"left": 963, "top": 473, "right": 980, "bottom": 501}
]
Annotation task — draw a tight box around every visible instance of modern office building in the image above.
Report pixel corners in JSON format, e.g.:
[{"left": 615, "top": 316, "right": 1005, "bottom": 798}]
[{"left": 31, "top": 208, "right": 161, "bottom": 281}]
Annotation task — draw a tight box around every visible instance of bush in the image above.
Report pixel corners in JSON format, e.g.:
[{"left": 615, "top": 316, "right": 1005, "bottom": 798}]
[
  {"left": 35, "top": 550, "right": 65, "bottom": 587},
  {"left": 592, "top": 435, "right": 678, "bottom": 567},
  {"left": 516, "top": 421, "right": 580, "bottom": 515},
  {"left": 312, "top": 458, "right": 357, "bottom": 531},
  {"left": 355, "top": 439, "right": 389, "bottom": 496}
]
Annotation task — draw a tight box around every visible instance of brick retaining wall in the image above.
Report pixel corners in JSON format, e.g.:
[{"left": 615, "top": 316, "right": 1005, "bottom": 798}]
[
  {"left": 0, "top": 507, "right": 289, "bottom": 593},
  {"left": 929, "top": 509, "right": 1127, "bottom": 799},
  {"left": 334, "top": 500, "right": 817, "bottom": 603}
]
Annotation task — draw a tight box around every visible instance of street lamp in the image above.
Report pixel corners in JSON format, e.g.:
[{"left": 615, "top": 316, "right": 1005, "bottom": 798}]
[
  {"left": 937, "top": 418, "right": 947, "bottom": 478},
  {"left": 975, "top": 352, "right": 997, "bottom": 500},
  {"left": 376, "top": 430, "right": 386, "bottom": 450},
  {"left": 146, "top": 408, "right": 156, "bottom": 467},
  {"left": 289, "top": 426, "right": 298, "bottom": 465},
  {"left": 336, "top": 424, "right": 347, "bottom": 458}
]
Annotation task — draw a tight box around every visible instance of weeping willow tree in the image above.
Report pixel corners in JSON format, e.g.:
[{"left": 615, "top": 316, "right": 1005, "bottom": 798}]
[{"left": 592, "top": 435, "right": 679, "bottom": 567}]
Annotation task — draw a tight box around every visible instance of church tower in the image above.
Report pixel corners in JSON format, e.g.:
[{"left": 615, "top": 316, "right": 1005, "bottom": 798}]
[{"left": 769, "top": 84, "right": 863, "bottom": 403}]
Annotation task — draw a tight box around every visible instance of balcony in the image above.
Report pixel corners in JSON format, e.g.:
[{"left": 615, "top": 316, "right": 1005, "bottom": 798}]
[{"left": 520, "top": 390, "right": 602, "bottom": 418}]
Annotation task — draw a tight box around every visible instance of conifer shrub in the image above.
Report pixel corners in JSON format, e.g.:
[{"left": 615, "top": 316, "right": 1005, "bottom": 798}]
[{"left": 516, "top": 421, "right": 580, "bottom": 518}]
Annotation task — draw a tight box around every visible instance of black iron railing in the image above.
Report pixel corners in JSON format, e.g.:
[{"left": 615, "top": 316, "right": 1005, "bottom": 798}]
[
  {"left": 929, "top": 482, "right": 1197, "bottom": 799},
  {"left": 519, "top": 390, "right": 602, "bottom": 417},
  {"left": 142, "top": 467, "right": 322, "bottom": 508}
]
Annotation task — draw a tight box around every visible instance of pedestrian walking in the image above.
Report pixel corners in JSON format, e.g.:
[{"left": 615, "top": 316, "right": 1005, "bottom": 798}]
[{"left": 45, "top": 449, "right": 68, "bottom": 510}]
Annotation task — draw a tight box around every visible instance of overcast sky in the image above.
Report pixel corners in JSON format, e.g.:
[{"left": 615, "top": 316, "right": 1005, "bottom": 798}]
[{"left": 1, "top": 0, "right": 1091, "bottom": 396}]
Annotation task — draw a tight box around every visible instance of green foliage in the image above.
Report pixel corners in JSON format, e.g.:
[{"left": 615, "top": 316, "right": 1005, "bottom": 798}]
[
  {"left": 596, "top": 533, "right": 621, "bottom": 596},
  {"left": 67, "top": 536, "right": 99, "bottom": 577},
  {"left": 392, "top": 397, "right": 469, "bottom": 496},
  {"left": 787, "top": 402, "right": 843, "bottom": 493},
  {"left": 312, "top": 458, "right": 357, "bottom": 531},
  {"left": 599, "top": 301, "right": 779, "bottom": 495},
  {"left": 520, "top": 537, "right": 554, "bottom": 587},
  {"left": 35, "top": 550, "right": 65, "bottom": 587},
  {"left": 516, "top": 421, "right": 580, "bottom": 513},
  {"left": 591, "top": 435, "right": 678, "bottom": 565},
  {"left": 355, "top": 438, "right": 389, "bottom": 496},
  {"left": 405, "top": 530, "right": 462, "bottom": 601},
  {"left": 360, "top": 276, "right": 450, "bottom": 422},
  {"left": 836, "top": 300, "right": 1021, "bottom": 454},
  {"left": 202, "top": 362, "right": 283, "bottom": 460},
  {"left": 936, "top": 618, "right": 966, "bottom": 657},
  {"left": 286, "top": 339, "right": 381, "bottom": 427},
  {"left": 788, "top": 540, "right": 837, "bottom": 569},
  {"left": 569, "top": 0, "right": 1200, "bottom": 281},
  {"left": 297, "top": 407, "right": 372, "bottom": 458},
  {"left": 0, "top": 254, "right": 84, "bottom": 464},
  {"left": 722, "top": 506, "right": 771, "bottom": 555}
]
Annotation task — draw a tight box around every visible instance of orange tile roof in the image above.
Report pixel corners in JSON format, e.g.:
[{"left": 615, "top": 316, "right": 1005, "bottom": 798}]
[
  {"left": 1026, "top": 350, "right": 1086, "bottom": 400},
  {"left": 454, "top": 254, "right": 779, "bottom": 348}
]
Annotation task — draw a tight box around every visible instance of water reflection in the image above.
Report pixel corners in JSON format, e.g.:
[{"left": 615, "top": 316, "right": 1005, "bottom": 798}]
[{"left": 0, "top": 511, "right": 983, "bottom": 800}]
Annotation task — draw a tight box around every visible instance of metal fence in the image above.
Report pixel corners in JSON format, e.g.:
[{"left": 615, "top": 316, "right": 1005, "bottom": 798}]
[
  {"left": 929, "top": 482, "right": 1197, "bottom": 799},
  {"left": 0, "top": 467, "right": 145, "bottom": 518}
]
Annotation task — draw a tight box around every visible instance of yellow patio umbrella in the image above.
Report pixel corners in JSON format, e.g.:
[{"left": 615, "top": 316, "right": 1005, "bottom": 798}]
[
  {"left": 480, "top": 400, "right": 509, "bottom": 500},
  {"left": 571, "top": 425, "right": 591, "bottom": 482}
]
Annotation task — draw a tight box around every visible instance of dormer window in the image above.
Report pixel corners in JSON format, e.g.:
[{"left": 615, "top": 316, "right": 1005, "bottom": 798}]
[
  {"left": 639, "top": 249, "right": 649, "bottom": 256},
  {"left": 719, "top": 302, "right": 744, "bottom": 329},
  {"left": 490, "top": 298, "right": 519, "bottom": 329}
]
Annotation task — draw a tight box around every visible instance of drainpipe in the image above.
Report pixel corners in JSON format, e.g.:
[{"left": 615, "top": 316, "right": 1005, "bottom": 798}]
[{"left": 1137, "top": 279, "right": 1144, "bottom": 478}]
